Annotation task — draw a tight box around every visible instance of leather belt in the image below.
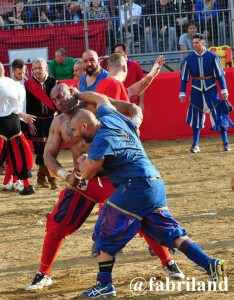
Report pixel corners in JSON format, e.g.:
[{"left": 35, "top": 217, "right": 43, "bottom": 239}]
[{"left": 192, "top": 75, "right": 214, "bottom": 80}]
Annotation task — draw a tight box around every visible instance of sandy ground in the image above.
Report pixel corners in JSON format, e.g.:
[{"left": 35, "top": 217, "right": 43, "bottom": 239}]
[{"left": 0, "top": 135, "right": 234, "bottom": 300}]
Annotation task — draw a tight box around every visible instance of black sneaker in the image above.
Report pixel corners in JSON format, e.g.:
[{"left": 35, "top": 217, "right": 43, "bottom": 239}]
[
  {"left": 164, "top": 260, "right": 185, "bottom": 279},
  {"left": 19, "top": 185, "right": 36, "bottom": 195},
  {"left": 26, "top": 271, "right": 52, "bottom": 290}
]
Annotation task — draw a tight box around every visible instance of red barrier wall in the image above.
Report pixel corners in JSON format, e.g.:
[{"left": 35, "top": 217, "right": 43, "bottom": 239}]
[
  {"left": 140, "top": 68, "right": 234, "bottom": 141},
  {"left": 0, "top": 21, "right": 107, "bottom": 65}
]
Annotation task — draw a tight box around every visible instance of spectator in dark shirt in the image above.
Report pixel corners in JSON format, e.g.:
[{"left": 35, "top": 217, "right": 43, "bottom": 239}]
[
  {"left": 65, "top": 1, "right": 83, "bottom": 24},
  {"left": 7, "top": 0, "right": 27, "bottom": 29}
]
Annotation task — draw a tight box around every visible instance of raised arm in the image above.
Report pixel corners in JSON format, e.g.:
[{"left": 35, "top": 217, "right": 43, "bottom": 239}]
[{"left": 127, "top": 55, "right": 165, "bottom": 100}]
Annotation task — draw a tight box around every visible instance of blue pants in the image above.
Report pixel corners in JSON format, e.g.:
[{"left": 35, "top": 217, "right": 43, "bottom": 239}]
[{"left": 93, "top": 178, "right": 187, "bottom": 256}]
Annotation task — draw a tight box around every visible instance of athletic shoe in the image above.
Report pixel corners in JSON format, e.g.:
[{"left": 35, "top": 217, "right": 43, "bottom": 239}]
[
  {"left": 2, "top": 181, "right": 13, "bottom": 191},
  {"left": 26, "top": 271, "right": 52, "bottom": 290},
  {"left": 190, "top": 144, "right": 200, "bottom": 153},
  {"left": 82, "top": 282, "right": 116, "bottom": 298},
  {"left": 208, "top": 259, "right": 225, "bottom": 283},
  {"left": 164, "top": 260, "right": 185, "bottom": 279},
  {"left": 19, "top": 185, "right": 36, "bottom": 195},
  {"left": 223, "top": 143, "right": 231, "bottom": 151},
  {"left": 13, "top": 180, "right": 24, "bottom": 192}
]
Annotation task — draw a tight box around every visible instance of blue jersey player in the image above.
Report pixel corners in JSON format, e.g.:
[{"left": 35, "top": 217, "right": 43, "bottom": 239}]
[{"left": 70, "top": 91, "right": 225, "bottom": 298}]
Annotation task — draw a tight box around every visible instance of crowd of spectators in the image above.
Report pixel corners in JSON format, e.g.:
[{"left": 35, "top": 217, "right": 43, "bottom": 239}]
[{"left": 0, "top": 1, "right": 232, "bottom": 52}]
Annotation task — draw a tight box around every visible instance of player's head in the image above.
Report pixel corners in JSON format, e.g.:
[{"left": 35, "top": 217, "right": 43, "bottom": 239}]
[
  {"left": 50, "top": 83, "right": 79, "bottom": 114},
  {"left": 108, "top": 53, "right": 128, "bottom": 80},
  {"left": 192, "top": 33, "right": 206, "bottom": 52},
  {"left": 12, "top": 58, "right": 25, "bottom": 81},
  {"left": 70, "top": 108, "right": 100, "bottom": 143},
  {"left": 82, "top": 50, "right": 100, "bottom": 76}
]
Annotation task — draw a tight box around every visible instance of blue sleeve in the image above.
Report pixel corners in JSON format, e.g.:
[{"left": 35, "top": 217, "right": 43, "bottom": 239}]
[
  {"left": 88, "top": 136, "right": 113, "bottom": 160},
  {"left": 180, "top": 59, "right": 190, "bottom": 94},
  {"left": 214, "top": 56, "right": 227, "bottom": 90}
]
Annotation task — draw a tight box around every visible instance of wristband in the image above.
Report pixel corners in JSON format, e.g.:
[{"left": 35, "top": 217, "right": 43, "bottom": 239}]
[
  {"left": 57, "top": 168, "right": 70, "bottom": 181},
  {"left": 148, "top": 63, "right": 160, "bottom": 77},
  {"left": 132, "top": 115, "right": 143, "bottom": 128}
]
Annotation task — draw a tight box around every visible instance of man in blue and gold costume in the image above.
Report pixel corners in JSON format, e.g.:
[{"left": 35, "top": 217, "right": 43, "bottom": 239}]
[{"left": 179, "top": 33, "right": 230, "bottom": 153}]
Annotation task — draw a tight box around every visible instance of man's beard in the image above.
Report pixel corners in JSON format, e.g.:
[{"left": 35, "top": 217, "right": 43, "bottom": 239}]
[
  {"left": 81, "top": 134, "right": 93, "bottom": 143},
  {"left": 85, "top": 67, "right": 98, "bottom": 76}
]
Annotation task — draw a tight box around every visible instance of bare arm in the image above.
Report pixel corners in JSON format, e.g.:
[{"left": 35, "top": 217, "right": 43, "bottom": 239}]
[
  {"left": 78, "top": 154, "right": 104, "bottom": 179},
  {"left": 109, "top": 98, "right": 143, "bottom": 129},
  {"left": 44, "top": 115, "right": 88, "bottom": 187},
  {"left": 127, "top": 55, "right": 165, "bottom": 100},
  {"left": 77, "top": 91, "right": 116, "bottom": 109},
  {"left": 18, "top": 113, "right": 36, "bottom": 123}
]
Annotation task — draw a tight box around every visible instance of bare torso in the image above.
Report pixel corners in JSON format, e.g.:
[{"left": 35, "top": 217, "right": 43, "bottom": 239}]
[{"left": 51, "top": 112, "right": 90, "bottom": 169}]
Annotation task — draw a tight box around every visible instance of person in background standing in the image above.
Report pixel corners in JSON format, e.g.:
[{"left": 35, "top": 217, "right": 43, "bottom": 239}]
[
  {"left": 2, "top": 59, "right": 36, "bottom": 193},
  {"left": 25, "top": 58, "right": 59, "bottom": 189},
  {"left": 179, "top": 33, "right": 230, "bottom": 153},
  {"left": 0, "top": 62, "right": 35, "bottom": 195}
]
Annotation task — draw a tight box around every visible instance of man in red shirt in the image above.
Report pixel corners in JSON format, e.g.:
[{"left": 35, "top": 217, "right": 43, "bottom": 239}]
[{"left": 96, "top": 52, "right": 163, "bottom": 106}]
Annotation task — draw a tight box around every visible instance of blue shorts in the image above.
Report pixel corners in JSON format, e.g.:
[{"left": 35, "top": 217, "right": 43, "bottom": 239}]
[
  {"left": 108, "top": 178, "right": 167, "bottom": 219},
  {"left": 93, "top": 204, "right": 187, "bottom": 256}
]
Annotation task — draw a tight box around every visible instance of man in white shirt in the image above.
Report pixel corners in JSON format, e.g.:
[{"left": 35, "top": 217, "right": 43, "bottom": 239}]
[
  {"left": 120, "top": 0, "right": 142, "bottom": 53},
  {"left": 12, "top": 59, "right": 36, "bottom": 134},
  {"left": 0, "top": 62, "right": 35, "bottom": 195}
]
